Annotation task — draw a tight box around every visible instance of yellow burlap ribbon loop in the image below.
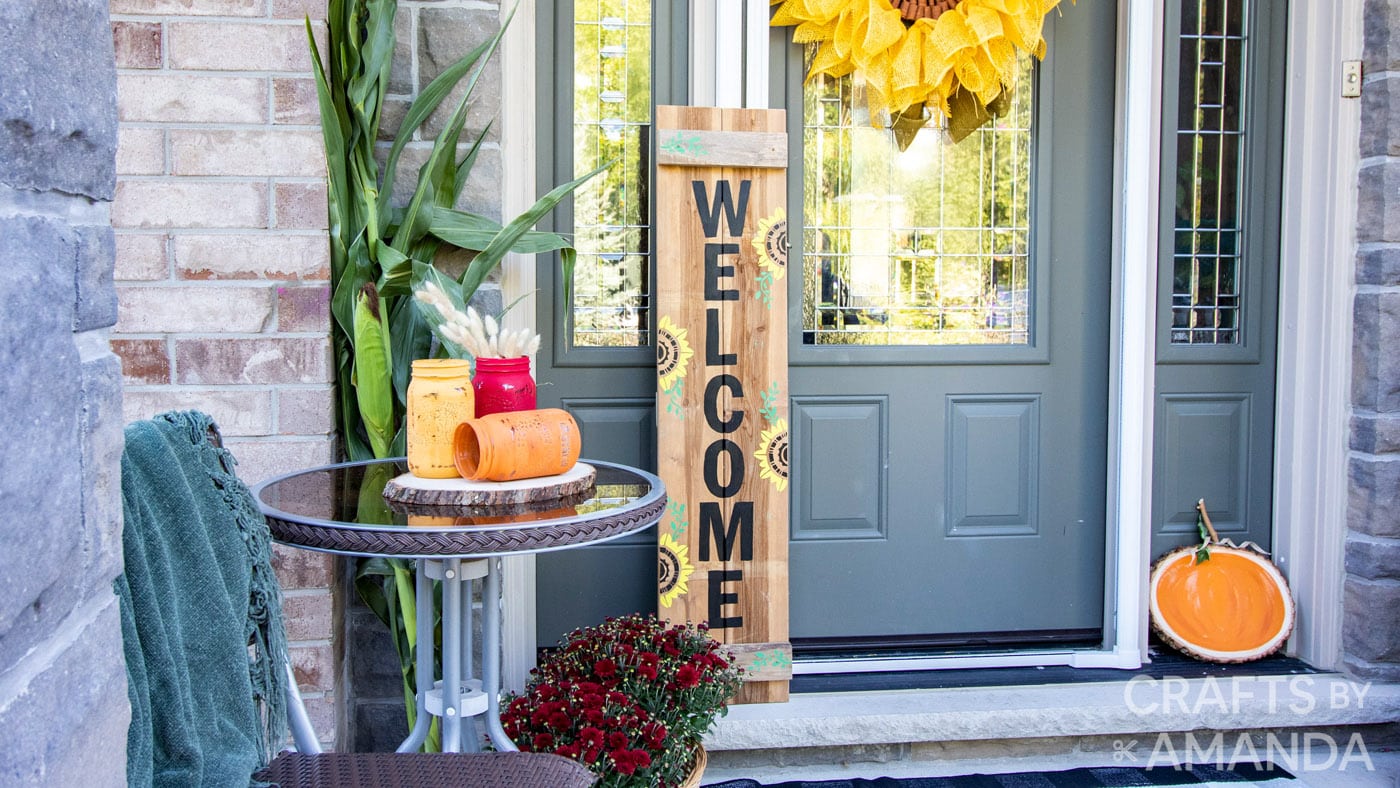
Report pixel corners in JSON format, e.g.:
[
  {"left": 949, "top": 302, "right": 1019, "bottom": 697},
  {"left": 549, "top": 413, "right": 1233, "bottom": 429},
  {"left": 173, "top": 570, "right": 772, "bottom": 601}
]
[{"left": 771, "top": 0, "right": 1064, "bottom": 136}]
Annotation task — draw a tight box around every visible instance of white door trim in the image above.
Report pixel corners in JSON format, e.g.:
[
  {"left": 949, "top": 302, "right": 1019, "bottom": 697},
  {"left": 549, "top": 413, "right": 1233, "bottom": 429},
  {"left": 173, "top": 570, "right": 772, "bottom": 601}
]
[
  {"left": 1271, "top": 0, "right": 1361, "bottom": 671},
  {"left": 1096, "top": 0, "right": 1164, "bottom": 670},
  {"left": 499, "top": 0, "right": 540, "bottom": 693}
]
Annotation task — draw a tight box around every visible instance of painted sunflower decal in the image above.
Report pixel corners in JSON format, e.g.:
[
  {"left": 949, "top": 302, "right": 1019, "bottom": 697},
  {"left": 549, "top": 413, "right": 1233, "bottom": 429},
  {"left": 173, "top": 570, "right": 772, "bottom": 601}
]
[
  {"left": 751, "top": 207, "right": 788, "bottom": 280},
  {"left": 656, "top": 315, "right": 694, "bottom": 392},
  {"left": 755, "top": 419, "right": 790, "bottom": 492},
  {"left": 658, "top": 531, "right": 694, "bottom": 609}
]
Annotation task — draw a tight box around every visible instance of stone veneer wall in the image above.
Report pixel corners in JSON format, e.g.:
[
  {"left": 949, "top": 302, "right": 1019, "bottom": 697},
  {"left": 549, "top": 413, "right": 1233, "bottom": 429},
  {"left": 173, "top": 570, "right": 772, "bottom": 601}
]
[
  {"left": 109, "top": 0, "right": 505, "bottom": 748},
  {"left": 1347, "top": 0, "right": 1400, "bottom": 682},
  {"left": 0, "top": 1, "right": 127, "bottom": 784}
]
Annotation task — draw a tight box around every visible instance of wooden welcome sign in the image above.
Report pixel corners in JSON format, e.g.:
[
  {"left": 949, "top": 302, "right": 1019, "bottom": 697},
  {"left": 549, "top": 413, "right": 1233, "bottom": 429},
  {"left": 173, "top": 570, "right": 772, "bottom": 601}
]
[{"left": 654, "top": 106, "right": 791, "bottom": 703}]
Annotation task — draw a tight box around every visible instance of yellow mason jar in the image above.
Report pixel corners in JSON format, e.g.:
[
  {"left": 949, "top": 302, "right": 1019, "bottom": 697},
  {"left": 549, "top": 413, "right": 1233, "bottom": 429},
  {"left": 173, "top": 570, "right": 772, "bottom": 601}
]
[{"left": 406, "top": 358, "right": 475, "bottom": 478}]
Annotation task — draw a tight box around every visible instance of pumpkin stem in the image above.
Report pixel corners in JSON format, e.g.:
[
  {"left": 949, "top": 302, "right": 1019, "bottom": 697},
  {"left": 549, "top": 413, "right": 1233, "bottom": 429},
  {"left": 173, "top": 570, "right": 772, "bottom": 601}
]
[
  {"left": 1196, "top": 499, "right": 1221, "bottom": 542},
  {"left": 1194, "top": 499, "right": 1221, "bottom": 564}
]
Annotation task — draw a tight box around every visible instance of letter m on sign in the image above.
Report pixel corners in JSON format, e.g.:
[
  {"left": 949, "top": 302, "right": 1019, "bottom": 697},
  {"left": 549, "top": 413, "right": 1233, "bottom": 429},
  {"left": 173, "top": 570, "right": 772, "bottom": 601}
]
[{"left": 654, "top": 105, "right": 792, "bottom": 704}]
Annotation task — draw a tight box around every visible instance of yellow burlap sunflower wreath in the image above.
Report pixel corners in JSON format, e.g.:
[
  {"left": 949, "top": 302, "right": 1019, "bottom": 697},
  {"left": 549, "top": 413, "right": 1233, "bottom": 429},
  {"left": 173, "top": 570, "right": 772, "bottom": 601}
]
[{"left": 770, "top": 0, "right": 1065, "bottom": 142}]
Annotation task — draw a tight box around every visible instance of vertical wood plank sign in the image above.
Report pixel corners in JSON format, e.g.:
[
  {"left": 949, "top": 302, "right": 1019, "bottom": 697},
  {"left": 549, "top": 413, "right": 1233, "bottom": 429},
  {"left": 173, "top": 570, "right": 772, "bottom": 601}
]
[{"left": 654, "top": 106, "right": 791, "bottom": 703}]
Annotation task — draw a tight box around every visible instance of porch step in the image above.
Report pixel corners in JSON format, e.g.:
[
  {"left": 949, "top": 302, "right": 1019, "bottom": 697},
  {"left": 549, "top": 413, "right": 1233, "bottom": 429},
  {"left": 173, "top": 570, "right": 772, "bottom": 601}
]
[{"left": 701, "top": 675, "right": 1400, "bottom": 784}]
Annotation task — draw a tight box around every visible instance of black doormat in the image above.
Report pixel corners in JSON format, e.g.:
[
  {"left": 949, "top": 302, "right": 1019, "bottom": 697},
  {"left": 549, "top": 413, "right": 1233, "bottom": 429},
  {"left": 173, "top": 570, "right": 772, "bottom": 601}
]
[{"left": 707, "top": 763, "right": 1295, "bottom": 787}]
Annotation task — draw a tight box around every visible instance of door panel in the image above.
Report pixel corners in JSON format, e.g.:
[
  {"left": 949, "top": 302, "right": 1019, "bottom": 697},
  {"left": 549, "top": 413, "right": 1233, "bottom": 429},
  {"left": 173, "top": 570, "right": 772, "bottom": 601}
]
[
  {"left": 564, "top": 397, "right": 657, "bottom": 472},
  {"left": 781, "top": 0, "right": 1117, "bottom": 646},
  {"left": 1155, "top": 394, "right": 1254, "bottom": 541},
  {"left": 791, "top": 396, "right": 888, "bottom": 540},
  {"left": 947, "top": 396, "right": 1039, "bottom": 538}
]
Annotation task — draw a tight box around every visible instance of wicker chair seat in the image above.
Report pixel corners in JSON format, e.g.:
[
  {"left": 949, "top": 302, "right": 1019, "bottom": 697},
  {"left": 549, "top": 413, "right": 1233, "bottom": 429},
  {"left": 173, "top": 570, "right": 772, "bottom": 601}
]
[{"left": 255, "top": 751, "right": 596, "bottom": 787}]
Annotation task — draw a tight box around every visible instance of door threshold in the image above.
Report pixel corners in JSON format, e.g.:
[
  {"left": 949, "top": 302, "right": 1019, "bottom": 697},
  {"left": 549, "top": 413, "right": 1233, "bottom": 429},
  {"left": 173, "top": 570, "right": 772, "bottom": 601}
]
[{"left": 792, "top": 647, "right": 1320, "bottom": 694}]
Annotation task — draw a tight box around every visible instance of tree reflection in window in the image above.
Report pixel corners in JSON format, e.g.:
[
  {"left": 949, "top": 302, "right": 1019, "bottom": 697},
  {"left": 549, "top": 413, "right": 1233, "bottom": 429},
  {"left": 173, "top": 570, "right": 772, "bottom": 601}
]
[
  {"left": 571, "top": 0, "right": 651, "bottom": 347},
  {"left": 1170, "top": 0, "right": 1247, "bottom": 345}
]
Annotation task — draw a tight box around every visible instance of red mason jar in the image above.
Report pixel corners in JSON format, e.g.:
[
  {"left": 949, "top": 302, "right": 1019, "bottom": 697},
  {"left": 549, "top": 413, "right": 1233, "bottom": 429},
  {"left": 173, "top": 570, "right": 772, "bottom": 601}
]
[{"left": 472, "top": 356, "right": 537, "bottom": 418}]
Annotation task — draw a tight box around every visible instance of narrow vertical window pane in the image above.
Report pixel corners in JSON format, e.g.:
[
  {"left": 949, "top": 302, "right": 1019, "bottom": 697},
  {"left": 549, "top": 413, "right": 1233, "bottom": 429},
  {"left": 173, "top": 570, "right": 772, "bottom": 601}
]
[
  {"left": 572, "top": 1, "right": 651, "bottom": 347},
  {"left": 802, "top": 59, "right": 1035, "bottom": 346},
  {"left": 1171, "top": 0, "right": 1248, "bottom": 345}
]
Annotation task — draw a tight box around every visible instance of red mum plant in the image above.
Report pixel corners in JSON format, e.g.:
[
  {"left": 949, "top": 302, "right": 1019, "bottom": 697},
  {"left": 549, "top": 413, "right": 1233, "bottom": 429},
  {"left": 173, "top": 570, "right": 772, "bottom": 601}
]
[{"left": 503, "top": 614, "right": 743, "bottom": 786}]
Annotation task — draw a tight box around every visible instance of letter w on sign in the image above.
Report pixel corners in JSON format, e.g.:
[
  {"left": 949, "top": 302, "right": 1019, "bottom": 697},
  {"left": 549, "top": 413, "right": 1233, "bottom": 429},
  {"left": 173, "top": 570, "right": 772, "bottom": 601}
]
[{"left": 654, "top": 106, "right": 791, "bottom": 704}]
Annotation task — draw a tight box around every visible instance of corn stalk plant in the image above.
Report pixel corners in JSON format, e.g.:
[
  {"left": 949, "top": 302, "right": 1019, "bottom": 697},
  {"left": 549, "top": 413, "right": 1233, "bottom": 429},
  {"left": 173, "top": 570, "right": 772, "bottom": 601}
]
[{"left": 308, "top": 0, "right": 598, "bottom": 750}]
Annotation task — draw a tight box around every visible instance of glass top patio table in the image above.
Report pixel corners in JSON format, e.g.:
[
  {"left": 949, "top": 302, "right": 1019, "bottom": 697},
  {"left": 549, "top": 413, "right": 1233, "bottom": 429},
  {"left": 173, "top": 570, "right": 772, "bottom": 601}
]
[
  {"left": 252, "top": 458, "right": 667, "bottom": 559},
  {"left": 251, "top": 458, "right": 666, "bottom": 753}
]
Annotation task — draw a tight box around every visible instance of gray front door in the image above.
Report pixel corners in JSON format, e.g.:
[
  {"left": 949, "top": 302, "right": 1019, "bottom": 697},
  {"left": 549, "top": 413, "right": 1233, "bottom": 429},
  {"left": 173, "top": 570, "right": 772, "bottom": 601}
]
[{"left": 780, "top": 3, "right": 1117, "bottom": 648}]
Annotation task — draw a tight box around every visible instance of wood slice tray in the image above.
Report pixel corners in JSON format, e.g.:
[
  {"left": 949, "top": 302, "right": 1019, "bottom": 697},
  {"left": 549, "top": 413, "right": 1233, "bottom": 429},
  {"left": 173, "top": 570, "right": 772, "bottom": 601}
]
[{"left": 382, "top": 463, "right": 596, "bottom": 507}]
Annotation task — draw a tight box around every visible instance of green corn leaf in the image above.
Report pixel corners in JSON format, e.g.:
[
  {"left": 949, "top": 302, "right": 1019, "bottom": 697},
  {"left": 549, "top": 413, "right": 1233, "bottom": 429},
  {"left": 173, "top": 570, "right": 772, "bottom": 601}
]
[
  {"left": 338, "top": 0, "right": 364, "bottom": 94},
  {"left": 355, "top": 461, "right": 396, "bottom": 523},
  {"left": 379, "top": 6, "right": 516, "bottom": 229},
  {"left": 393, "top": 561, "right": 417, "bottom": 645},
  {"left": 388, "top": 293, "right": 432, "bottom": 402},
  {"left": 389, "top": 423, "right": 408, "bottom": 458},
  {"left": 306, "top": 20, "right": 351, "bottom": 263},
  {"left": 353, "top": 282, "right": 395, "bottom": 458},
  {"left": 391, "top": 83, "right": 473, "bottom": 254},
  {"left": 324, "top": 0, "right": 350, "bottom": 109},
  {"left": 330, "top": 271, "right": 362, "bottom": 347},
  {"left": 354, "top": 557, "right": 397, "bottom": 626},
  {"left": 452, "top": 122, "right": 492, "bottom": 198},
  {"left": 376, "top": 243, "right": 413, "bottom": 298},
  {"left": 405, "top": 239, "right": 444, "bottom": 283},
  {"left": 338, "top": 370, "right": 372, "bottom": 461},
  {"left": 560, "top": 245, "right": 578, "bottom": 313},
  {"left": 330, "top": 232, "right": 374, "bottom": 340},
  {"left": 458, "top": 162, "right": 608, "bottom": 304},
  {"left": 499, "top": 290, "right": 533, "bottom": 319},
  {"left": 349, "top": 0, "right": 396, "bottom": 119},
  {"left": 427, "top": 208, "right": 575, "bottom": 254}
]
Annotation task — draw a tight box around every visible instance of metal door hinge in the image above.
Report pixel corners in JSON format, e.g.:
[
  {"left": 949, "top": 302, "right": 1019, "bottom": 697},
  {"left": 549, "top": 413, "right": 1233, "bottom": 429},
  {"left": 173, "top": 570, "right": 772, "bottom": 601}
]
[{"left": 1343, "top": 60, "right": 1362, "bottom": 98}]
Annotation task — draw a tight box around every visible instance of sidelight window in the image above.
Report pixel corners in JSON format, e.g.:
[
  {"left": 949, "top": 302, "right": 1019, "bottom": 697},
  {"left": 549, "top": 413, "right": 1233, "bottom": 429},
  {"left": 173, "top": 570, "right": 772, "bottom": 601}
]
[
  {"left": 1169, "top": 0, "right": 1249, "bottom": 345},
  {"left": 570, "top": 0, "right": 652, "bottom": 348}
]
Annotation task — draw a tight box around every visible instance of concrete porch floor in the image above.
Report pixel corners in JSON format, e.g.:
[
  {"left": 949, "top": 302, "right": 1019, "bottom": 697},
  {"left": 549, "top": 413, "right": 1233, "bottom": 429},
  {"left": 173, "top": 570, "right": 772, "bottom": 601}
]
[{"left": 699, "top": 675, "right": 1400, "bottom": 785}]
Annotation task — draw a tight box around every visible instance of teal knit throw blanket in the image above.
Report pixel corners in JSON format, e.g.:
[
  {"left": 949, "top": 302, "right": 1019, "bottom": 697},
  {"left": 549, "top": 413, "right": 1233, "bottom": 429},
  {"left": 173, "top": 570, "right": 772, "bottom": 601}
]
[{"left": 116, "top": 411, "right": 289, "bottom": 786}]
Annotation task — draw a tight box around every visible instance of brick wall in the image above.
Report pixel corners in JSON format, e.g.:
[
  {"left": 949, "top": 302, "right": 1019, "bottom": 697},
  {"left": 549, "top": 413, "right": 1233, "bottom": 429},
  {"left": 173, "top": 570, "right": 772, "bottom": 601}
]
[
  {"left": 0, "top": 1, "right": 127, "bottom": 784},
  {"left": 110, "top": 0, "right": 340, "bottom": 745},
  {"left": 1346, "top": 0, "right": 1400, "bottom": 682},
  {"left": 110, "top": 0, "right": 334, "bottom": 482},
  {"left": 110, "top": 0, "right": 506, "bottom": 749}
]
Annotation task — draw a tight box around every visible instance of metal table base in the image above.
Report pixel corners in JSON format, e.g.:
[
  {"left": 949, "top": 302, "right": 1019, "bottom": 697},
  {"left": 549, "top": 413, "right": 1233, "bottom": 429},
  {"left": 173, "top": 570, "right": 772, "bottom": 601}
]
[{"left": 395, "top": 557, "right": 517, "bottom": 753}]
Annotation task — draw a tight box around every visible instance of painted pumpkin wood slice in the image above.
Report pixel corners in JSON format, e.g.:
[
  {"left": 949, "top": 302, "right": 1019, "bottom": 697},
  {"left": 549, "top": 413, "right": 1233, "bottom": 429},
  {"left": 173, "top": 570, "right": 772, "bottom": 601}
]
[{"left": 1149, "top": 500, "right": 1295, "bottom": 663}]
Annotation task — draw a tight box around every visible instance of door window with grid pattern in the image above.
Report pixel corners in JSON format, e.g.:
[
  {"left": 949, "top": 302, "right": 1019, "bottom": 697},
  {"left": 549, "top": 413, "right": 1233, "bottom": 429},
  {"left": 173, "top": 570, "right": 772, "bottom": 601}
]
[{"left": 801, "top": 62, "right": 1035, "bottom": 347}]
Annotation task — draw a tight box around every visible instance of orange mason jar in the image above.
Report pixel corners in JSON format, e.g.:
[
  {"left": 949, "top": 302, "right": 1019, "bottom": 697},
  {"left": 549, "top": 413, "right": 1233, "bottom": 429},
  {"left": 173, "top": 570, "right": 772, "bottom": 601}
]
[
  {"left": 406, "top": 358, "right": 475, "bottom": 478},
  {"left": 453, "top": 408, "right": 581, "bottom": 482}
]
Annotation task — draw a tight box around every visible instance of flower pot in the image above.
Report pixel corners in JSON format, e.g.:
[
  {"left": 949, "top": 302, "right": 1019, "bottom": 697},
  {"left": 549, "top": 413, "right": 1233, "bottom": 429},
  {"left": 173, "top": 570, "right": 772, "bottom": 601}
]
[
  {"left": 678, "top": 744, "right": 707, "bottom": 788},
  {"left": 472, "top": 356, "right": 536, "bottom": 418},
  {"left": 453, "top": 408, "right": 581, "bottom": 482}
]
